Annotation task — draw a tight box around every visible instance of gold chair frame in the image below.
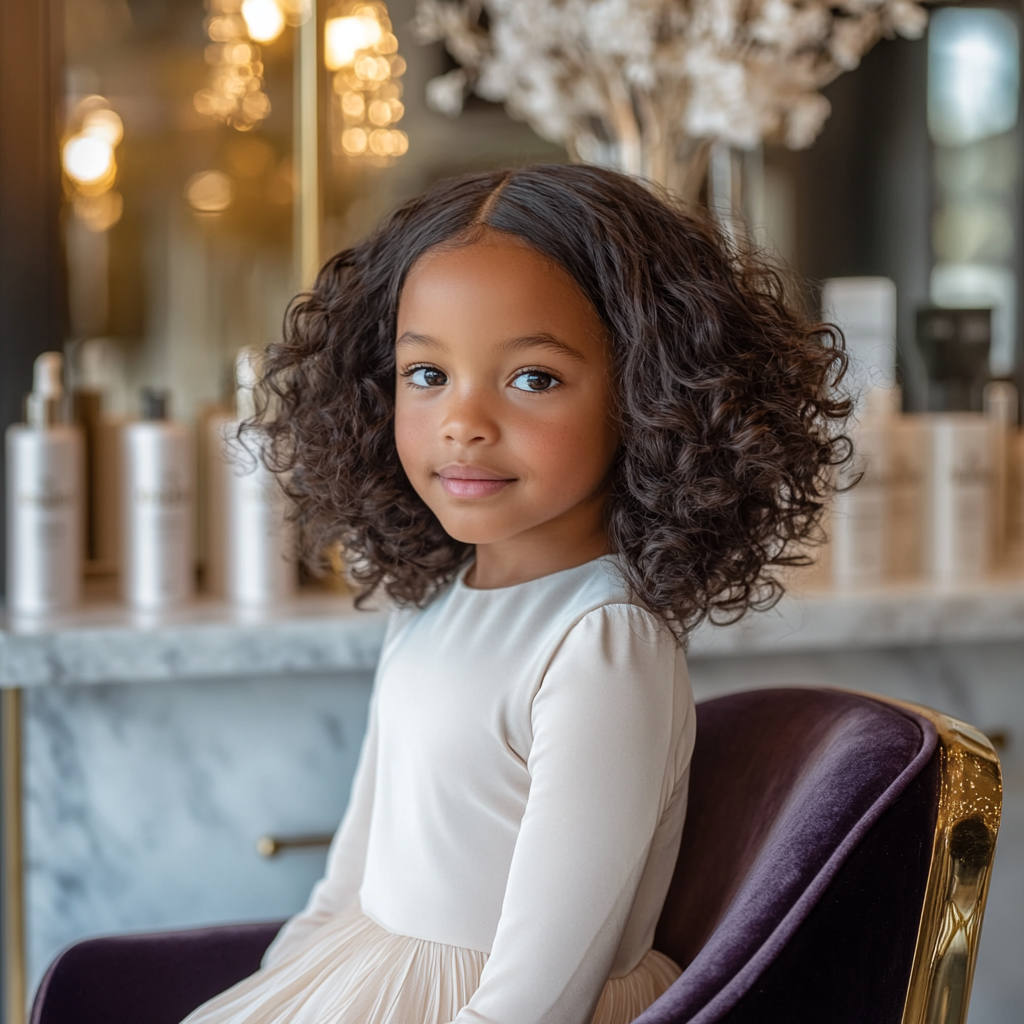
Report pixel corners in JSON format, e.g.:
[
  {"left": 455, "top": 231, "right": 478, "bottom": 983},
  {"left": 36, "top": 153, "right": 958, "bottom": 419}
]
[{"left": 880, "top": 697, "right": 1003, "bottom": 1024}]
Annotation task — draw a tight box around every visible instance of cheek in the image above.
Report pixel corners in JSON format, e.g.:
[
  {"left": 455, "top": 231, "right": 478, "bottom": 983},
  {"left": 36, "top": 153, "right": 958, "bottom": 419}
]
[
  {"left": 513, "top": 398, "right": 614, "bottom": 490},
  {"left": 394, "top": 394, "right": 433, "bottom": 478}
]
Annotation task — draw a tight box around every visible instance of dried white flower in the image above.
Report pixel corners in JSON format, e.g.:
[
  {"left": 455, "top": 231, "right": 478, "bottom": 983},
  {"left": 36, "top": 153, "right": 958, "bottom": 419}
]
[
  {"left": 426, "top": 68, "right": 469, "bottom": 117},
  {"left": 416, "top": 0, "right": 929, "bottom": 194}
]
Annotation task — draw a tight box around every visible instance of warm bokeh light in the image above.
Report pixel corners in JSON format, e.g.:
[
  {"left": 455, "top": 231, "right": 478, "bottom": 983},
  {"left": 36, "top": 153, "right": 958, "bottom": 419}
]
[
  {"left": 197, "top": 0, "right": 273, "bottom": 131},
  {"left": 63, "top": 135, "right": 116, "bottom": 186},
  {"left": 326, "top": 2, "right": 406, "bottom": 164},
  {"left": 367, "top": 127, "right": 407, "bottom": 156},
  {"left": 241, "top": 0, "right": 285, "bottom": 43},
  {"left": 63, "top": 96, "right": 122, "bottom": 226},
  {"left": 207, "top": 15, "right": 238, "bottom": 42},
  {"left": 82, "top": 108, "right": 124, "bottom": 146},
  {"left": 185, "top": 170, "right": 235, "bottom": 212},
  {"left": 325, "top": 15, "right": 382, "bottom": 70},
  {"left": 341, "top": 127, "right": 368, "bottom": 154},
  {"left": 278, "top": 0, "right": 310, "bottom": 27},
  {"left": 75, "top": 191, "right": 124, "bottom": 232},
  {"left": 341, "top": 91, "right": 365, "bottom": 118},
  {"left": 368, "top": 99, "right": 391, "bottom": 125},
  {"left": 227, "top": 42, "right": 254, "bottom": 64}
]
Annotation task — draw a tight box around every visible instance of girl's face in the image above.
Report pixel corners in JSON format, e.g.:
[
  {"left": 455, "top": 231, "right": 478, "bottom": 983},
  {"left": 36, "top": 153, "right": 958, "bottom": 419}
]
[{"left": 394, "top": 230, "right": 618, "bottom": 585}]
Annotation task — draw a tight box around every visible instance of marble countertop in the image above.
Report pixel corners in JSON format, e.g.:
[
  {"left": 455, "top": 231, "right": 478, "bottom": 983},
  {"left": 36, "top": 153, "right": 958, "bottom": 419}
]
[{"left": 3, "top": 576, "right": 1024, "bottom": 687}]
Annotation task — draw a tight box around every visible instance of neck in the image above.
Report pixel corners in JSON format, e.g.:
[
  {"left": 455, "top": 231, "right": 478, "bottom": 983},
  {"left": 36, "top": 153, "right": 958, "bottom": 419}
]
[{"left": 466, "top": 494, "right": 610, "bottom": 590}]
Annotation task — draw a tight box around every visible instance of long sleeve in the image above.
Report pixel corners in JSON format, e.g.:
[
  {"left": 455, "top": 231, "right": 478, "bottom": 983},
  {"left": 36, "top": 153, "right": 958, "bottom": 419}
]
[
  {"left": 261, "top": 687, "right": 380, "bottom": 968},
  {"left": 453, "top": 604, "right": 690, "bottom": 1024}
]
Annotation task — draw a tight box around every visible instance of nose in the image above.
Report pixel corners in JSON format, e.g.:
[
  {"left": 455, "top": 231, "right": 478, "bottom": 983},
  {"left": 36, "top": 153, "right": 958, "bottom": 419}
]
[{"left": 440, "top": 384, "right": 499, "bottom": 446}]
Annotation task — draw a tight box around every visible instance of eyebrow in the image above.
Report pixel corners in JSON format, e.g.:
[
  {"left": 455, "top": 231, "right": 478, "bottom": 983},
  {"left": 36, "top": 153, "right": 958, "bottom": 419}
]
[{"left": 395, "top": 330, "right": 586, "bottom": 362}]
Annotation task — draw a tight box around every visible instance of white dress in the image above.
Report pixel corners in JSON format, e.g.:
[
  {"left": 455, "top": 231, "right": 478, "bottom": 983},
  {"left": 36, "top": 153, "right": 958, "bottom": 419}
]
[{"left": 184, "top": 556, "right": 696, "bottom": 1024}]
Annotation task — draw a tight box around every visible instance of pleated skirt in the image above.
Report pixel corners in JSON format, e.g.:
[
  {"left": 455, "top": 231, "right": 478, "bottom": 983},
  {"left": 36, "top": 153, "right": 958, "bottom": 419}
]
[{"left": 182, "top": 902, "right": 680, "bottom": 1024}]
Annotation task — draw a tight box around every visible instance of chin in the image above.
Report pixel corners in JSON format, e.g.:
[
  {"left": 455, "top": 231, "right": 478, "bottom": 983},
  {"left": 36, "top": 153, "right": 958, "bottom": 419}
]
[{"left": 435, "top": 514, "right": 518, "bottom": 547}]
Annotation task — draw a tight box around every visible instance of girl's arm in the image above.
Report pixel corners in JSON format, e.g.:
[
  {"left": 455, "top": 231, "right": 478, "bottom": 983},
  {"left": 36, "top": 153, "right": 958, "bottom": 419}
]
[
  {"left": 261, "top": 688, "right": 380, "bottom": 968},
  {"left": 454, "top": 603, "right": 693, "bottom": 1024}
]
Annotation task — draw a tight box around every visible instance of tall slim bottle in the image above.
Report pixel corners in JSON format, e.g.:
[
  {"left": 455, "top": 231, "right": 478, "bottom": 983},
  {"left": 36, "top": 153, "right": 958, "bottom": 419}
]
[
  {"left": 5, "top": 353, "right": 83, "bottom": 613},
  {"left": 122, "top": 389, "right": 195, "bottom": 608},
  {"left": 823, "top": 278, "right": 898, "bottom": 588},
  {"left": 208, "top": 349, "right": 295, "bottom": 604},
  {"left": 983, "top": 379, "right": 1019, "bottom": 564},
  {"left": 831, "top": 415, "right": 889, "bottom": 588},
  {"left": 886, "top": 414, "right": 926, "bottom": 581},
  {"left": 924, "top": 414, "right": 993, "bottom": 584}
]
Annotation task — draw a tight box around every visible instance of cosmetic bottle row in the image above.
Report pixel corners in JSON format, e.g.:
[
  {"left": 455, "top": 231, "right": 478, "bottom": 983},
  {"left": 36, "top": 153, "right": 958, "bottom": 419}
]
[
  {"left": 821, "top": 392, "right": 1023, "bottom": 588},
  {"left": 815, "top": 278, "right": 1024, "bottom": 589},
  {"left": 4, "top": 349, "right": 295, "bottom": 616}
]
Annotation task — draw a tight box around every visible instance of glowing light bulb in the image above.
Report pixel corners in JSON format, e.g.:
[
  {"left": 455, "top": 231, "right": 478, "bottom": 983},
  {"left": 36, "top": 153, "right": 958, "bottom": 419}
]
[
  {"left": 63, "top": 135, "right": 115, "bottom": 186},
  {"left": 241, "top": 0, "right": 285, "bottom": 43},
  {"left": 325, "top": 15, "right": 382, "bottom": 69}
]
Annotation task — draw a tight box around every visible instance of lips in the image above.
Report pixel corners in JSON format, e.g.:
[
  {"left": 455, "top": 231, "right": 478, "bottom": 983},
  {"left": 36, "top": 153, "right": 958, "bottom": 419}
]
[{"left": 436, "top": 464, "right": 515, "bottom": 499}]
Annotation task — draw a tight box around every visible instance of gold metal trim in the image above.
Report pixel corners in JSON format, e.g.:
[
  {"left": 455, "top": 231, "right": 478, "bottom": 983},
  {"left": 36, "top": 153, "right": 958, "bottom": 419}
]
[
  {"left": 296, "top": 0, "right": 320, "bottom": 288},
  {"left": 880, "top": 698, "right": 1003, "bottom": 1024},
  {"left": 256, "top": 832, "right": 333, "bottom": 858},
  {"left": 2, "top": 688, "right": 26, "bottom": 1024}
]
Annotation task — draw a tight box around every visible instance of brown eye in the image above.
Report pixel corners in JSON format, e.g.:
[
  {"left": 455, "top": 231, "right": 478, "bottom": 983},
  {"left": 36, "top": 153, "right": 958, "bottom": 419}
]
[
  {"left": 511, "top": 370, "right": 558, "bottom": 392},
  {"left": 409, "top": 366, "right": 448, "bottom": 387}
]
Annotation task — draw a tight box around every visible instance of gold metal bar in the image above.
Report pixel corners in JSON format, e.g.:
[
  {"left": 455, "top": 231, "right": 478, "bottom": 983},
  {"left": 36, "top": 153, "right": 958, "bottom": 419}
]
[
  {"left": 2, "top": 689, "right": 25, "bottom": 1024},
  {"left": 296, "top": 0, "right": 320, "bottom": 289},
  {"left": 256, "top": 833, "right": 333, "bottom": 858},
  {"left": 886, "top": 699, "right": 1003, "bottom": 1024}
]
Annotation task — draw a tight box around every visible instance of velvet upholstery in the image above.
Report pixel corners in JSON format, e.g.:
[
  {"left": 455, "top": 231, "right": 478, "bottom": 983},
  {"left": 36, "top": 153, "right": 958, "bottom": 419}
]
[
  {"left": 30, "top": 688, "right": 939, "bottom": 1024},
  {"left": 644, "top": 688, "right": 938, "bottom": 1024},
  {"left": 29, "top": 921, "right": 283, "bottom": 1024}
]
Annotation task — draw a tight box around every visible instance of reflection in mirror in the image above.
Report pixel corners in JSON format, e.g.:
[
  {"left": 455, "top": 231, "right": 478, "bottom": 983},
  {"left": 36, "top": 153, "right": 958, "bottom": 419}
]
[{"left": 62, "top": 0, "right": 298, "bottom": 423}]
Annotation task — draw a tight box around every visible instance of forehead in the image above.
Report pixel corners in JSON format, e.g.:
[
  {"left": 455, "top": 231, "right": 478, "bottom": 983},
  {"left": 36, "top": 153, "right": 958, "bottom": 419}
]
[{"left": 397, "top": 232, "right": 604, "bottom": 342}]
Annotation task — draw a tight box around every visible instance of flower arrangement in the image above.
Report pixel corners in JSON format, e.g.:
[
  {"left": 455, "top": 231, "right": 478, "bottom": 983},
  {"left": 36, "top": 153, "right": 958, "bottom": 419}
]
[{"left": 414, "top": 0, "right": 928, "bottom": 195}]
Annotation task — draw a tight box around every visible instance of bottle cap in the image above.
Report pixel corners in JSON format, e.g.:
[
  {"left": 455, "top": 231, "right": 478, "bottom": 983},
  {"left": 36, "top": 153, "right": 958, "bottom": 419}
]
[
  {"left": 141, "top": 387, "right": 171, "bottom": 421},
  {"left": 25, "top": 352, "right": 67, "bottom": 427},
  {"left": 983, "top": 379, "right": 1019, "bottom": 426}
]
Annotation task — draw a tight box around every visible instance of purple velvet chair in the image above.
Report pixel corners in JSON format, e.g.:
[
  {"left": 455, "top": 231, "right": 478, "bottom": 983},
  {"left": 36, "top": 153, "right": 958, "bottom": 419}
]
[{"left": 30, "top": 688, "right": 1001, "bottom": 1024}]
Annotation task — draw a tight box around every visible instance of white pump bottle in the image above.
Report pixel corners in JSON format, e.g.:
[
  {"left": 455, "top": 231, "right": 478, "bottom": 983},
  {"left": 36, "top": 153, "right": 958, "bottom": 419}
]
[
  {"left": 122, "top": 389, "right": 195, "bottom": 608},
  {"left": 5, "top": 352, "right": 84, "bottom": 613},
  {"left": 207, "top": 348, "right": 296, "bottom": 604}
]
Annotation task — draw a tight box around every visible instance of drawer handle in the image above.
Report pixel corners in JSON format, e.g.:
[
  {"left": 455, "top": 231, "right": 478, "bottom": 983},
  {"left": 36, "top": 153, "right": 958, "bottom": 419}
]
[{"left": 256, "top": 833, "right": 333, "bottom": 858}]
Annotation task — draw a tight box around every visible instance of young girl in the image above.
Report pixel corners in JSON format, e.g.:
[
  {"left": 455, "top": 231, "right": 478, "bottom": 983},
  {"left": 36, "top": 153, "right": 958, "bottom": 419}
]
[{"left": 184, "top": 164, "right": 849, "bottom": 1024}]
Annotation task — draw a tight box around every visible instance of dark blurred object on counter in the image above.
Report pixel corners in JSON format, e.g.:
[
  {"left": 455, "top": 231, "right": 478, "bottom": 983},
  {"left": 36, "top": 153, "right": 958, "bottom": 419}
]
[{"left": 916, "top": 307, "right": 992, "bottom": 412}]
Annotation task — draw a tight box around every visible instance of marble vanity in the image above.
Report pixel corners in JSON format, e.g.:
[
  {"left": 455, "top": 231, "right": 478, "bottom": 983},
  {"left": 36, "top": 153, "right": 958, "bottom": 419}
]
[{"left": 2, "top": 579, "right": 1023, "bottom": 1024}]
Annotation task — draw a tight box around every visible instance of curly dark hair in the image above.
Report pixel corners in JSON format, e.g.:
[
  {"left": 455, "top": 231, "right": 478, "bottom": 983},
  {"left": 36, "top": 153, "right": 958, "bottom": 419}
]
[{"left": 251, "top": 163, "right": 851, "bottom": 636}]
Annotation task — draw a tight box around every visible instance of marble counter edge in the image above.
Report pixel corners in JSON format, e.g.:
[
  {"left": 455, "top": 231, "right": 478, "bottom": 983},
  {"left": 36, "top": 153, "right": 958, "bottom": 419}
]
[
  {"left": 685, "top": 582, "right": 1024, "bottom": 656},
  {"left": 3, "top": 581, "right": 1024, "bottom": 686},
  {"left": 0, "top": 596, "right": 388, "bottom": 687}
]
